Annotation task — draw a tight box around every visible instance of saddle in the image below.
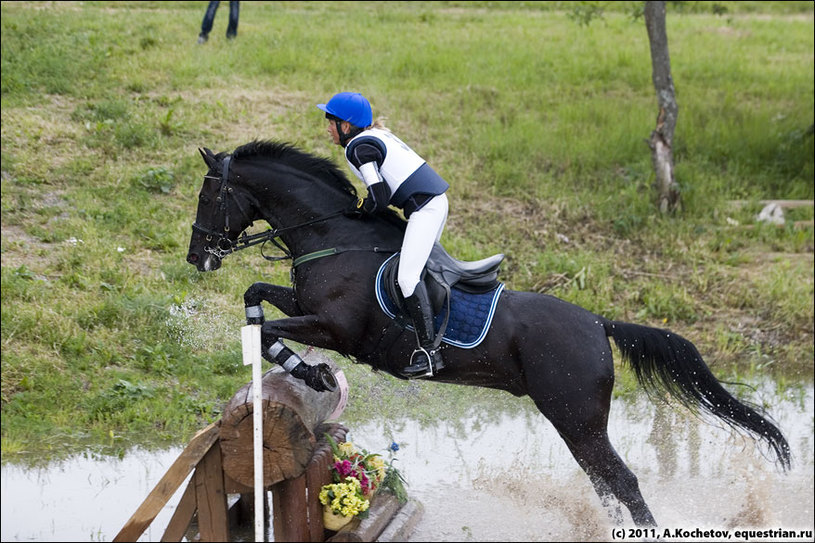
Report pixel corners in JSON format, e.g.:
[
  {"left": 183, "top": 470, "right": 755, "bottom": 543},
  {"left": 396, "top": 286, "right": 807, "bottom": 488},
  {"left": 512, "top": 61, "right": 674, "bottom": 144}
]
[{"left": 379, "top": 243, "right": 505, "bottom": 345}]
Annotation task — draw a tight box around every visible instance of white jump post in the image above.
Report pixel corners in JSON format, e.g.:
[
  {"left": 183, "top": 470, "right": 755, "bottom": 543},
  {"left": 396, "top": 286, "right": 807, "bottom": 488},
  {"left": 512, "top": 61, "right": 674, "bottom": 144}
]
[{"left": 241, "top": 324, "right": 264, "bottom": 542}]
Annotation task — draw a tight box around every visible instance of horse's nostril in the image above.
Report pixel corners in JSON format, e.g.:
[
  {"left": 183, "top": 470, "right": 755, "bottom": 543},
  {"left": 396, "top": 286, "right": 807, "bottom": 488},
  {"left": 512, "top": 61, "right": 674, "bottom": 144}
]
[{"left": 187, "top": 253, "right": 198, "bottom": 264}]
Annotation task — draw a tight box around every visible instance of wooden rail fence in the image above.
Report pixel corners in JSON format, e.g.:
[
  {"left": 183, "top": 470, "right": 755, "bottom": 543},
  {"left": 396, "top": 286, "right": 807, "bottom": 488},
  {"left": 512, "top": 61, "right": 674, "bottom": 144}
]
[
  {"left": 113, "top": 362, "right": 421, "bottom": 542},
  {"left": 114, "top": 364, "right": 349, "bottom": 542}
]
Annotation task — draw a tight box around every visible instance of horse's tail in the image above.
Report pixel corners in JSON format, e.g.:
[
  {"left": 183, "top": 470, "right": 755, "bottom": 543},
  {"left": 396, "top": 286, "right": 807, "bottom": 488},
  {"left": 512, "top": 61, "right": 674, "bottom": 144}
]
[{"left": 605, "top": 320, "right": 791, "bottom": 471}]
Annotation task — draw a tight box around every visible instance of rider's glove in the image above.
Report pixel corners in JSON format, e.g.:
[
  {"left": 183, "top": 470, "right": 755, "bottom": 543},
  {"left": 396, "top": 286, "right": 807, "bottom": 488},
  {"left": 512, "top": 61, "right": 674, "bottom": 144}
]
[
  {"left": 361, "top": 181, "right": 391, "bottom": 215},
  {"left": 344, "top": 197, "right": 365, "bottom": 219}
]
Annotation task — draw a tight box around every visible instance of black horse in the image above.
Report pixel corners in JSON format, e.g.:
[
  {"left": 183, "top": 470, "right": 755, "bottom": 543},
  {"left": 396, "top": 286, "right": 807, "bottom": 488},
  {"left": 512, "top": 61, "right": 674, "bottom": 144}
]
[{"left": 186, "top": 140, "right": 790, "bottom": 527}]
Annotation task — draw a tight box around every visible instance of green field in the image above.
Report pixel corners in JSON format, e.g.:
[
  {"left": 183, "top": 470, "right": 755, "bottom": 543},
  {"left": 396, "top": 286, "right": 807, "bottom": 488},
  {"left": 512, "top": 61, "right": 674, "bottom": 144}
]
[{"left": 1, "top": 1, "right": 812, "bottom": 462}]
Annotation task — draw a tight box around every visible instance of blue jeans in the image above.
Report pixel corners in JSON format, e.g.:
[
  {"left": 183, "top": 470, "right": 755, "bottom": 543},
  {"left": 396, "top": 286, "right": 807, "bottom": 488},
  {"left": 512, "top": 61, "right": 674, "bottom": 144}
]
[{"left": 200, "top": 1, "right": 239, "bottom": 39}]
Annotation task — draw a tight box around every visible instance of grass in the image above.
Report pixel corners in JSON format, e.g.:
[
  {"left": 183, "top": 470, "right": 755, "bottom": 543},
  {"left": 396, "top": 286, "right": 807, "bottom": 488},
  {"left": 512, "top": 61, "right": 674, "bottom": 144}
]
[{"left": 1, "top": 1, "right": 813, "bottom": 462}]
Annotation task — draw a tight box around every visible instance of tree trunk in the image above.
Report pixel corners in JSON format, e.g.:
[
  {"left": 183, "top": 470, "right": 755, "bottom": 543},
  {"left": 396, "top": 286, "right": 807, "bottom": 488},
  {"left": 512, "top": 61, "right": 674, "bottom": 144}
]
[
  {"left": 219, "top": 362, "right": 348, "bottom": 488},
  {"left": 644, "top": 1, "right": 681, "bottom": 213}
]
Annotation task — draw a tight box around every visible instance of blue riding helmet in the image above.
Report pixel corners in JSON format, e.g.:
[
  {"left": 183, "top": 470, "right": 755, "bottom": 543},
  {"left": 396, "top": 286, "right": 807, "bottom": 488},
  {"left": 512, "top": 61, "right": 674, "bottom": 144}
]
[{"left": 317, "top": 92, "right": 373, "bottom": 128}]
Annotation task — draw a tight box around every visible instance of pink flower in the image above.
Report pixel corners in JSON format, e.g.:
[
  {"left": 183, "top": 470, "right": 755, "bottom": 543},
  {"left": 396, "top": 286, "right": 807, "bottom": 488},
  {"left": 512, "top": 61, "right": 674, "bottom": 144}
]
[
  {"left": 334, "top": 460, "right": 354, "bottom": 477},
  {"left": 357, "top": 472, "right": 375, "bottom": 495}
]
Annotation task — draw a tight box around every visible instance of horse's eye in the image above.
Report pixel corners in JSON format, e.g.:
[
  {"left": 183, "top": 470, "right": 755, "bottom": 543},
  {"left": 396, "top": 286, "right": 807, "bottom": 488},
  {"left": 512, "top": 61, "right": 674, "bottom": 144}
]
[{"left": 199, "top": 194, "right": 210, "bottom": 204}]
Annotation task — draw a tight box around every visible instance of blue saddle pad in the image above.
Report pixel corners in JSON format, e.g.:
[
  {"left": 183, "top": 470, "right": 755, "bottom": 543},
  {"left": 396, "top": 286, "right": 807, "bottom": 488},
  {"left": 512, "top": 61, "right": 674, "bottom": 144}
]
[{"left": 375, "top": 254, "right": 504, "bottom": 349}]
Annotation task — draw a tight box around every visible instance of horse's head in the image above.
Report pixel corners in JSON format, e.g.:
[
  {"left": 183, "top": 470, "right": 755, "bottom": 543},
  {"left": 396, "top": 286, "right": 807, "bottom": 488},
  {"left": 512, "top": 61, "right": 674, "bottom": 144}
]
[
  {"left": 186, "top": 147, "right": 255, "bottom": 272},
  {"left": 187, "top": 140, "right": 408, "bottom": 273}
]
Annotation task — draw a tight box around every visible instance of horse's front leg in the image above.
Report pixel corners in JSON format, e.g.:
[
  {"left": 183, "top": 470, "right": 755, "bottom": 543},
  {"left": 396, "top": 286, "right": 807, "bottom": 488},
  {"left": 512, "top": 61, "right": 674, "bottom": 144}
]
[
  {"left": 243, "top": 289, "right": 339, "bottom": 391},
  {"left": 243, "top": 283, "right": 343, "bottom": 392},
  {"left": 243, "top": 282, "right": 302, "bottom": 321},
  {"left": 260, "top": 315, "right": 341, "bottom": 392}
]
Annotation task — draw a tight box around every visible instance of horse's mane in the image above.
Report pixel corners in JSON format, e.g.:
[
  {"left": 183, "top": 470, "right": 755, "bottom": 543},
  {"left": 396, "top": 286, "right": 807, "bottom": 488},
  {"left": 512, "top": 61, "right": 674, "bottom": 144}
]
[
  {"left": 231, "top": 139, "right": 406, "bottom": 230},
  {"left": 232, "top": 140, "right": 358, "bottom": 197}
]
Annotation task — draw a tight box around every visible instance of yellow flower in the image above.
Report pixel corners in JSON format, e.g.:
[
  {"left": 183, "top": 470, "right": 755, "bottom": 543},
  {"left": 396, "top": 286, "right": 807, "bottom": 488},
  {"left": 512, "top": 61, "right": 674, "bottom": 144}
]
[
  {"left": 319, "top": 487, "right": 331, "bottom": 504},
  {"left": 338, "top": 441, "right": 356, "bottom": 456},
  {"left": 320, "top": 477, "right": 370, "bottom": 517}
]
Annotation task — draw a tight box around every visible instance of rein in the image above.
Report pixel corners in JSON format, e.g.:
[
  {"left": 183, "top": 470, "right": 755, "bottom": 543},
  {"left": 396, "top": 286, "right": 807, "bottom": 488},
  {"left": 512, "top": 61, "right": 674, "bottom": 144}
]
[
  {"left": 292, "top": 246, "right": 397, "bottom": 268},
  {"left": 194, "top": 204, "right": 347, "bottom": 262}
]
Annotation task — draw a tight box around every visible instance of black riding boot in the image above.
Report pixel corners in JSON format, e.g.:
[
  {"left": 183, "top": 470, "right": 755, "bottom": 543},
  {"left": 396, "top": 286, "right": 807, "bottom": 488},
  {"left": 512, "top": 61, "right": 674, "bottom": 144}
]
[{"left": 403, "top": 282, "right": 444, "bottom": 377}]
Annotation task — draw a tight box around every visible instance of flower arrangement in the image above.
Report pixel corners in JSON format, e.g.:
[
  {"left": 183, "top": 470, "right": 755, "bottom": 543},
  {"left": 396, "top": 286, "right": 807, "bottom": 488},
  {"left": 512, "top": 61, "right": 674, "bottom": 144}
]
[
  {"left": 319, "top": 435, "right": 408, "bottom": 526},
  {"left": 318, "top": 476, "right": 370, "bottom": 519}
]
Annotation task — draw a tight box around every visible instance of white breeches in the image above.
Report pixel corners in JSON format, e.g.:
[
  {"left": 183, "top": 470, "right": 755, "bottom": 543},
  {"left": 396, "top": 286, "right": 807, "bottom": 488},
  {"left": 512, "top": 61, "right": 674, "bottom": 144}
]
[{"left": 398, "top": 193, "right": 449, "bottom": 298}]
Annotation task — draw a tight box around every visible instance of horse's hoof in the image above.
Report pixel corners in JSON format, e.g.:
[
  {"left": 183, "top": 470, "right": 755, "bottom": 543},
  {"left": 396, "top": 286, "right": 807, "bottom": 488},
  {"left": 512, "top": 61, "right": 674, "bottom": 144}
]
[
  {"left": 318, "top": 370, "right": 338, "bottom": 392},
  {"left": 306, "top": 363, "right": 338, "bottom": 392}
]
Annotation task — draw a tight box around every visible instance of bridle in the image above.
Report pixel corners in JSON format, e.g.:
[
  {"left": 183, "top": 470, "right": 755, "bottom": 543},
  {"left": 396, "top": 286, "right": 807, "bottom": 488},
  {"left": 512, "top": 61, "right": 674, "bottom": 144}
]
[{"left": 191, "top": 154, "right": 346, "bottom": 263}]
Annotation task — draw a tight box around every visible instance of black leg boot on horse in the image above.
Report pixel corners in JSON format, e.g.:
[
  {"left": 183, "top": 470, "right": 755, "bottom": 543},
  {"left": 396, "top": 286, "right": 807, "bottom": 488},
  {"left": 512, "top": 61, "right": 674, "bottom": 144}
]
[{"left": 402, "top": 282, "right": 444, "bottom": 378}]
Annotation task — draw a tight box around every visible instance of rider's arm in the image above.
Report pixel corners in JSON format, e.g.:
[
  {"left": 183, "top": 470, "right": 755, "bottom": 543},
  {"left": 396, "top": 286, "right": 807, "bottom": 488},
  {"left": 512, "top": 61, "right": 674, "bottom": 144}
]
[
  {"left": 349, "top": 142, "right": 391, "bottom": 214},
  {"left": 358, "top": 162, "right": 391, "bottom": 214}
]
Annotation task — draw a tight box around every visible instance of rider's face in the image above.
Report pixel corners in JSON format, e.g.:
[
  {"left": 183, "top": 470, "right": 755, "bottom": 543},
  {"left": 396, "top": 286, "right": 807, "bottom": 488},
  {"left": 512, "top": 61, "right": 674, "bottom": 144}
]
[
  {"left": 327, "top": 119, "right": 340, "bottom": 145},
  {"left": 326, "top": 119, "right": 351, "bottom": 146}
]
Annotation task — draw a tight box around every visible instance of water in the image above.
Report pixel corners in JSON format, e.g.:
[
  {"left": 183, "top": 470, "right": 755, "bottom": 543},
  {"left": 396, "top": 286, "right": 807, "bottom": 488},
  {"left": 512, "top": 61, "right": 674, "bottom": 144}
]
[{"left": 2, "top": 381, "right": 812, "bottom": 542}]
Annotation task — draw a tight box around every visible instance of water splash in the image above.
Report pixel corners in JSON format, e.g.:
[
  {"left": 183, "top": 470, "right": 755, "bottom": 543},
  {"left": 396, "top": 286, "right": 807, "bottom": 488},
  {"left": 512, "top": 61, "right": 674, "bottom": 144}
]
[{"left": 165, "top": 297, "right": 241, "bottom": 351}]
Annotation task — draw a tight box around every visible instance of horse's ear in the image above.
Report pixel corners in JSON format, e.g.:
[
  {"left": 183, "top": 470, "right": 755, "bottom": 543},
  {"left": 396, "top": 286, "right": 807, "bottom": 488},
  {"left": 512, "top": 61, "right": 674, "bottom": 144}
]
[{"left": 199, "top": 147, "right": 217, "bottom": 169}]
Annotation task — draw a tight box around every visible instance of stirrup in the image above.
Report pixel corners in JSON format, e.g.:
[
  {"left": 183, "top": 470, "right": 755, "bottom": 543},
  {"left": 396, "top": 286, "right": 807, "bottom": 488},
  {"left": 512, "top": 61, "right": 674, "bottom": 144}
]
[{"left": 402, "top": 347, "right": 441, "bottom": 379}]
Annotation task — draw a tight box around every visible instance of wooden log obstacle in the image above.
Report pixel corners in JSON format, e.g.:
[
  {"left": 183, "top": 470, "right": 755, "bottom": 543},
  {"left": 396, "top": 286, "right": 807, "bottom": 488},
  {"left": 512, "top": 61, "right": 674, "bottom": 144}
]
[
  {"left": 219, "top": 363, "right": 349, "bottom": 489},
  {"left": 114, "top": 361, "right": 421, "bottom": 542}
]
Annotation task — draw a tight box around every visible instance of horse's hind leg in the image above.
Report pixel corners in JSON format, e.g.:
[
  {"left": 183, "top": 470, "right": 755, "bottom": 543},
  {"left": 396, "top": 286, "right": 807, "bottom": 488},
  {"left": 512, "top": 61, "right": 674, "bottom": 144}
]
[
  {"left": 567, "top": 428, "right": 655, "bottom": 527},
  {"left": 534, "top": 399, "right": 657, "bottom": 527},
  {"left": 569, "top": 454, "right": 624, "bottom": 525}
]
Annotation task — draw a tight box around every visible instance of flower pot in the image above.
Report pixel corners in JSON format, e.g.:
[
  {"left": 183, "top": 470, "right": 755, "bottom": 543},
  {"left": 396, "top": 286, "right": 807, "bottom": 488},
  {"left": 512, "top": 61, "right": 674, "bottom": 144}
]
[{"left": 322, "top": 507, "right": 353, "bottom": 531}]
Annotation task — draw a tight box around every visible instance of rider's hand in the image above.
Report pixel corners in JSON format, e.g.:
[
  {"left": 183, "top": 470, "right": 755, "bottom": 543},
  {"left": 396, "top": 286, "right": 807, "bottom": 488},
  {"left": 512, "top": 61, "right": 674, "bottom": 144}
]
[
  {"left": 361, "top": 196, "right": 378, "bottom": 215},
  {"left": 344, "top": 197, "right": 365, "bottom": 219}
]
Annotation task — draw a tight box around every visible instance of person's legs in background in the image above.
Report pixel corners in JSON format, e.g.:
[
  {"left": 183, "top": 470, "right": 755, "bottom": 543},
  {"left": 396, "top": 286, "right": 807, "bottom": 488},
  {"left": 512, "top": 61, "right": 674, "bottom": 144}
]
[
  {"left": 198, "top": 0, "right": 220, "bottom": 44},
  {"left": 226, "top": 1, "right": 240, "bottom": 40}
]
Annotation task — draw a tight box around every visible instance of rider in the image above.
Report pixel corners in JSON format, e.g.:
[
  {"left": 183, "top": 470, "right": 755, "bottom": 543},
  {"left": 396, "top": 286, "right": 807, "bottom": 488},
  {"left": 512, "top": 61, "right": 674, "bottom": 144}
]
[{"left": 317, "top": 92, "right": 450, "bottom": 377}]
